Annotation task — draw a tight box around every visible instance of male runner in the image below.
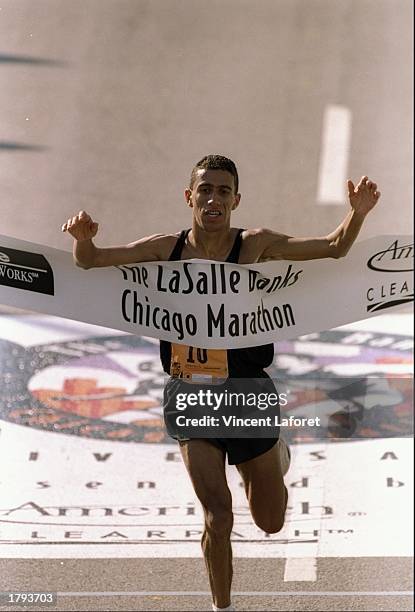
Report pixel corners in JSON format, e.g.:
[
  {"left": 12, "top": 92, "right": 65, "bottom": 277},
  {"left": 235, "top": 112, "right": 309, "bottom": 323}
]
[{"left": 62, "top": 155, "right": 380, "bottom": 611}]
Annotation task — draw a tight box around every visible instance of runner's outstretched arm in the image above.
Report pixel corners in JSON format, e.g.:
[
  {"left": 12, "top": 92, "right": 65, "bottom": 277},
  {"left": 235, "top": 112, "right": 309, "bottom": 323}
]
[
  {"left": 255, "top": 176, "right": 381, "bottom": 262},
  {"left": 61, "top": 210, "right": 175, "bottom": 268}
]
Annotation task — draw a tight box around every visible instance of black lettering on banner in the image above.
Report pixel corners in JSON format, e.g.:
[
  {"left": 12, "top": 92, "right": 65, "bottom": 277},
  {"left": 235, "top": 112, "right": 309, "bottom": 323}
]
[
  {"left": 367, "top": 240, "right": 413, "bottom": 272},
  {"left": 207, "top": 304, "right": 225, "bottom": 337},
  {"left": 248, "top": 265, "right": 303, "bottom": 293},
  {"left": 156, "top": 262, "right": 240, "bottom": 295},
  {"left": 121, "top": 291, "right": 197, "bottom": 340},
  {"left": 207, "top": 302, "right": 296, "bottom": 338},
  {"left": 182, "top": 263, "right": 194, "bottom": 294},
  {"left": 116, "top": 264, "right": 148, "bottom": 287}
]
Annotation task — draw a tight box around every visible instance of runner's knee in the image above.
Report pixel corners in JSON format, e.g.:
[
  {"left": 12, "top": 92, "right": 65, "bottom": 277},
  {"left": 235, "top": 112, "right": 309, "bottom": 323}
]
[
  {"left": 253, "top": 491, "right": 287, "bottom": 534},
  {"left": 254, "top": 509, "right": 286, "bottom": 534},
  {"left": 203, "top": 504, "right": 234, "bottom": 538}
]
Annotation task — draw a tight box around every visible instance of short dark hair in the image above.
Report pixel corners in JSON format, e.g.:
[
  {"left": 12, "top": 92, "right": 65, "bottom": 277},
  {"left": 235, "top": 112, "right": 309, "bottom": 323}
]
[{"left": 189, "top": 155, "right": 239, "bottom": 193}]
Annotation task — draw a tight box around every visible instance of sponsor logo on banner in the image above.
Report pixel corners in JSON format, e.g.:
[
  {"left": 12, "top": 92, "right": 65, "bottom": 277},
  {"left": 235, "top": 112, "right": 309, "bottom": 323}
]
[
  {"left": 366, "top": 240, "right": 414, "bottom": 312},
  {"left": 367, "top": 240, "right": 413, "bottom": 272},
  {"left": 0, "top": 247, "right": 54, "bottom": 295}
]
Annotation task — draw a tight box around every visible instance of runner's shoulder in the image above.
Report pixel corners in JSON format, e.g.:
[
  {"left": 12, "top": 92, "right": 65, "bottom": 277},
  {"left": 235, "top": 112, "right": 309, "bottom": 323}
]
[
  {"left": 241, "top": 228, "right": 262, "bottom": 240},
  {"left": 239, "top": 228, "right": 285, "bottom": 263},
  {"left": 240, "top": 227, "right": 273, "bottom": 248},
  {"left": 241, "top": 227, "right": 287, "bottom": 245},
  {"left": 241, "top": 227, "right": 283, "bottom": 238}
]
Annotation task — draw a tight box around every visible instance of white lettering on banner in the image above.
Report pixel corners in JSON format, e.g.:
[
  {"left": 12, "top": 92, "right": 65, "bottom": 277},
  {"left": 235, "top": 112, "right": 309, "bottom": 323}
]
[
  {"left": 0, "top": 234, "right": 413, "bottom": 348},
  {"left": 0, "top": 265, "right": 38, "bottom": 283}
]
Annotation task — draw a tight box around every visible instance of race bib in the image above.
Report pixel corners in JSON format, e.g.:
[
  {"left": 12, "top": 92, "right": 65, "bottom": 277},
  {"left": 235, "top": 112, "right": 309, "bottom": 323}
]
[{"left": 170, "top": 344, "right": 228, "bottom": 383}]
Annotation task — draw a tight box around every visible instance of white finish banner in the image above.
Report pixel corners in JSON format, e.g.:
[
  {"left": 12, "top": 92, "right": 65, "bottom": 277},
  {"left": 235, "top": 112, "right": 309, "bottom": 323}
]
[{"left": 0, "top": 234, "right": 413, "bottom": 348}]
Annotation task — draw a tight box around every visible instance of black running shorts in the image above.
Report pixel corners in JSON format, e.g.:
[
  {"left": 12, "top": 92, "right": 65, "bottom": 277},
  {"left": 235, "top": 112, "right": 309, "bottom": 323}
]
[{"left": 163, "top": 374, "right": 279, "bottom": 465}]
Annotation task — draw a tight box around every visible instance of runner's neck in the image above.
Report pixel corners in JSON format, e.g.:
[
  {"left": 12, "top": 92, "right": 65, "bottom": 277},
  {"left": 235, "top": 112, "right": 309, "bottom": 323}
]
[{"left": 188, "top": 225, "right": 238, "bottom": 259}]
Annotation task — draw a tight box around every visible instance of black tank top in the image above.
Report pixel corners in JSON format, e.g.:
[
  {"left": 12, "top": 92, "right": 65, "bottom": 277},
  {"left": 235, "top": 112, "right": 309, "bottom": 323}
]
[{"left": 159, "top": 229, "right": 275, "bottom": 377}]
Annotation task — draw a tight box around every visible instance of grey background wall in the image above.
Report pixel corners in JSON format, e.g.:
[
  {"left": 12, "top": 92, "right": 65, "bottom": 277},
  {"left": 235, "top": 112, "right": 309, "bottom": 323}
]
[{"left": 0, "top": 0, "right": 413, "bottom": 250}]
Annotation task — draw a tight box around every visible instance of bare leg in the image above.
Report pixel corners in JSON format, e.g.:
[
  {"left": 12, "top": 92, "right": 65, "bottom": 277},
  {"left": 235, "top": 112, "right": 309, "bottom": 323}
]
[
  {"left": 179, "top": 439, "right": 233, "bottom": 609},
  {"left": 236, "top": 441, "right": 288, "bottom": 533}
]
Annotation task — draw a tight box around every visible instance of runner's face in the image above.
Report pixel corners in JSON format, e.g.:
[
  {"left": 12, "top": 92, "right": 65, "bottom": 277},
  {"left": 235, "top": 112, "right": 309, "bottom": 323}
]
[{"left": 185, "top": 169, "right": 240, "bottom": 230}]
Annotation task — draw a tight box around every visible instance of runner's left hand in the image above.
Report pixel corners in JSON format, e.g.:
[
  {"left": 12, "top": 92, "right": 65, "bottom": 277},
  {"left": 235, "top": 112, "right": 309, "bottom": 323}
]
[{"left": 347, "top": 176, "right": 381, "bottom": 215}]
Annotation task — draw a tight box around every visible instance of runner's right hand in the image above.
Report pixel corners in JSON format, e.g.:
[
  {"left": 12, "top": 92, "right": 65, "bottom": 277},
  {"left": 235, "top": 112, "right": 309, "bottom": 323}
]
[{"left": 61, "top": 211, "right": 99, "bottom": 241}]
